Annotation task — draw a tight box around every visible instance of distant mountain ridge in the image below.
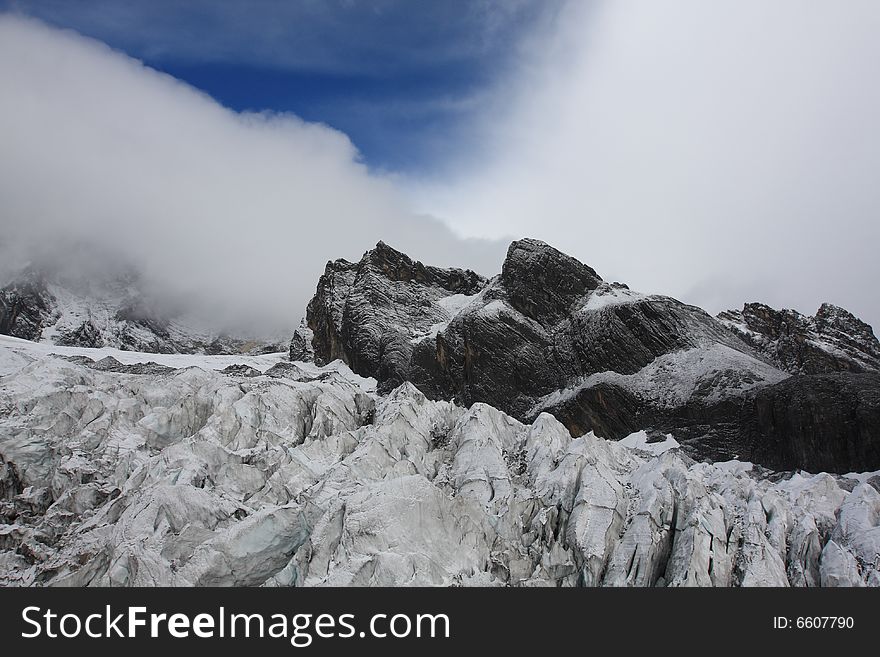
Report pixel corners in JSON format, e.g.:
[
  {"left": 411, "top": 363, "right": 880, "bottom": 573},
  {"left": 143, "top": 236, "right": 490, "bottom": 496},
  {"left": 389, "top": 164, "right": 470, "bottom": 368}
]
[
  {"left": 717, "top": 302, "right": 880, "bottom": 374},
  {"left": 0, "top": 261, "right": 285, "bottom": 355}
]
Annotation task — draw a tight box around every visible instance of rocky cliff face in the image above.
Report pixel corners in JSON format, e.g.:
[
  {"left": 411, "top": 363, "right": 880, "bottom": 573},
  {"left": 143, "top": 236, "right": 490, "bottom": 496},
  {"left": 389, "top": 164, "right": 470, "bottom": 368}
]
[
  {"left": 304, "top": 240, "right": 880, "bottom": 473},
  {"left": 743, "top": 373, "right": 880, "bottom": 472},
  {"left": 307, "top": 240, "right": 486, "bottom": 387},
  {"left": 1, "top": 344, "right": 877, "bottom": 587},
  {"left": 718, "top": 302, "right": 880, "bottom": 375},
  {"left": 0, "top": 270, "right": 55, "bottom": 342}
]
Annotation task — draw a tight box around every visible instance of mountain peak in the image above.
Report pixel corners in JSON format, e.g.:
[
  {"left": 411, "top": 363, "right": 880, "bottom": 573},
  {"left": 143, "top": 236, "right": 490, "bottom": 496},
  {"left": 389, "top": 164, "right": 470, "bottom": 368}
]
[
  {"left": 502, "top": 238, "right": 603, "bottom": 324},
  {"left": 718, "top": 301, "right": 880, "bottom": 375},
  {"left": 302, "top": 237, "right": 880, "bottom": 473}
]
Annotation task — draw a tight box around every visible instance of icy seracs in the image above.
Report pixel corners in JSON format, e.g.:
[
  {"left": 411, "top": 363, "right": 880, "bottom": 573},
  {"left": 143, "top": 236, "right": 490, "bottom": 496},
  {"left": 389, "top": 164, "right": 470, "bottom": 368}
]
[{"left": 1, "top": 341, "right": 877, "bottom": 587}]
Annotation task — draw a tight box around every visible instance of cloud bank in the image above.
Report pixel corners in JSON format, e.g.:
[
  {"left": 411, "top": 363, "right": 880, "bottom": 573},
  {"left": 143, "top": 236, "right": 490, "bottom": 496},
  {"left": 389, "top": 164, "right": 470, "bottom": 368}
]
[
  {"left": 418, "top": 0, "right": 880, "bottom": 328},
  {"left": 0, "top": 15, "right": 507, "bottom": 330}
]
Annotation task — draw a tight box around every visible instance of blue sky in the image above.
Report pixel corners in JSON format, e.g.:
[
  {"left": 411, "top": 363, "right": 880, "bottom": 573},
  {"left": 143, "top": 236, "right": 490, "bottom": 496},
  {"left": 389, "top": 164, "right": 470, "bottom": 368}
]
[{"left": 1, "top": 0, "right": 563, "bottom": 172}]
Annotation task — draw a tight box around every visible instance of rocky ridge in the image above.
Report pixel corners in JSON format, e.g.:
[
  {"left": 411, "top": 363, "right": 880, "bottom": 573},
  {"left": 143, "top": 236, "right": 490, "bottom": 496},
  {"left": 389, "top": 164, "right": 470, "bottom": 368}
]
[
  {"left": 718, "top": 302, "right": 880, "bottom": 375},
  {"left": 301, "top": 239, "right": 880, "bottom": 473}
]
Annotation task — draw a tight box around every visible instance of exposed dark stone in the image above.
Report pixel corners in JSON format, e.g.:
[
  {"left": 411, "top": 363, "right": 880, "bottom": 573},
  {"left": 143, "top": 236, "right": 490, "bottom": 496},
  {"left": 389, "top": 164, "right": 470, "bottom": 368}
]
[
  {"left": 307, "top": 239, "right": 770, "bottom": 417},
  {"left": 0, "top": 271, "right": 55, "bottom": 341},
  {"left": 114, "top": 301, "right": 171, "bottom": 339},
  {"left": 90, "top": 357, "right": 176, "bottom": 376},
  {"left": 742, "top": 373, "right": 880, "bottom": 473},
  {"left": 718, "top": 302, "right": 880, "bottom": 374},
  {"left": 501, "top": 238, "right": 602, "bottom": 325},
  {"left": 0, "top": 266, "right": 282, "bottom": 356},
  {"left": 1, "top": 457, "right": 24, "bottom": 501},
  {"left": 307, "top": 241, "right": 487, "bottom": 392},
  {"left": 56, "top": 355, "right": 97, "bottom": 367},
  {"left": 264, "top": 361, "right": 324, "bottom": 382},
  {"left": 289, "top": 321, "right": 315, "bottom": 362},
  {"left": 55, "top": 320, "right": 104, "bottom": 348},
  {"left": 220, "top": 364, "right": 262, "bottom": 377}
]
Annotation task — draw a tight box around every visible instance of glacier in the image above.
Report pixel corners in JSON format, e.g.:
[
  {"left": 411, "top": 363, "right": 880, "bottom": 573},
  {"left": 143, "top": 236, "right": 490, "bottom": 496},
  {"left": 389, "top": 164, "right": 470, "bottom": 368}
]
[{"left": 1, "top": 336, "right": 877, "bottom": 587}]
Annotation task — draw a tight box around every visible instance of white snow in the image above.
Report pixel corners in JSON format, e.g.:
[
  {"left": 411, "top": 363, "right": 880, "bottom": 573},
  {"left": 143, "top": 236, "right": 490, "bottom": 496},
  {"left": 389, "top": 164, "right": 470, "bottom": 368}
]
[
  {"left": 436, "top": 293, "right": 475, "bottom": 315},
  {"left": 0, "top": 333, "right": 282, "bottom": 373},
  {"left": 480, "top": 299, "right": 508, "bottom": 317},
  {"left": 409, "top": 291, "right": 481, "bottom": 344},
  {"left": 0, "top": 334, "right": 374, "bottom": 390},
  {"left": 531, "top": 343, "right": 790, "bottom": 415},
  {"left": 841, "top": 469, "right": 880, "bottom": 484},
  {"left": 410, "top": 321, "right": 448, "bottom": 344},
  {"left": 580, "top": 284, "right": 649, "bottom": 312},
  {"left": 618, "top": 430, "right": 680, "bottom": 455}
]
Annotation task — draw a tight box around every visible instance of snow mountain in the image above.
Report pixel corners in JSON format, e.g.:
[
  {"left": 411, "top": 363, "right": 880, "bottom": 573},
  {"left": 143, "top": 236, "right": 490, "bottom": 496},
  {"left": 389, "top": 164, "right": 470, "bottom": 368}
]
[
  {"left": 298, "top": 239, "right": 880, "bottom": 473},
  {"left": 1, "top": 237, "right": 879, "bottom": 587},
  {"left": 718, "top": 302, "right": 880, "bottom": 375},
  {"left": 0, "top": 260, "right": 286, "bottom": 355}
]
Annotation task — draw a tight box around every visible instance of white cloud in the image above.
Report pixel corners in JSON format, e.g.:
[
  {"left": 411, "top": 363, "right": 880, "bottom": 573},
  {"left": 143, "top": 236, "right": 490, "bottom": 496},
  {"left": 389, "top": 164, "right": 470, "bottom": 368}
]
[
  {"left": 0, "top": 15, "right": 506, "bottom": 330},
  {"left": 417, "top": 0, "right": 880, "bottom": 328}
]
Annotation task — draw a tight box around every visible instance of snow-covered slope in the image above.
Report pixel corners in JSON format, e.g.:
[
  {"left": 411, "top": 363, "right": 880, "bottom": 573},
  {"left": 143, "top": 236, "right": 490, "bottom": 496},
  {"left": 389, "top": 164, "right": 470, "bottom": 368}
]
[
  {"left": 0, "top": 334, "right": 288, "bottom": 377},
  {"left": 1, "top": 338, "right": 877, "bottom": 587}
]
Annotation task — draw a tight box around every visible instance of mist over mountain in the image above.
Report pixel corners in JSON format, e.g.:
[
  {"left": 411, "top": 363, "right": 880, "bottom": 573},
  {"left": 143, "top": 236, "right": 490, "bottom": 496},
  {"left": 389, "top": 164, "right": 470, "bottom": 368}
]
[{"left": 0, "top": 15, "right": 508, "bottom": 333}]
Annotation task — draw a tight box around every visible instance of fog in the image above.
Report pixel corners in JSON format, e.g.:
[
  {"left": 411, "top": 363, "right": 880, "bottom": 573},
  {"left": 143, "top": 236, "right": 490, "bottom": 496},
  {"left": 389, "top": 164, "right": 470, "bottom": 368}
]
[
  {"left": 417, "top": 0, "right": 880, "bottom": 328},
  {"left": 0, "top": 15, "right": 507, "bottom": 331}
]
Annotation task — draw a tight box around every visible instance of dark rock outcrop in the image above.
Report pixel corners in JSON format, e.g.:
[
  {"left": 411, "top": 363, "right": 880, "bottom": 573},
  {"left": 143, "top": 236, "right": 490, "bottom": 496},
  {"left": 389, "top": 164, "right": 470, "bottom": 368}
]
[
  {"left": 500, "top": 238, "right": 602, "bottom": 324},
  {"left": 743, "top": 373, "right": 880, "bottom": 473},
  {"left": 718, "top": 302, "right": 880, "bottom": 374},
  {"left": 308, "top": 240, "right": 486, "bottom": 390},
  {"left": 303, "top": 239, "right": 880, "bottom": 473},
  {"left": 289, "top": 320, "right": 315, "bottom": 362},
  {"left": 0, "top": 271, "right": 56, "bottom": 341}
]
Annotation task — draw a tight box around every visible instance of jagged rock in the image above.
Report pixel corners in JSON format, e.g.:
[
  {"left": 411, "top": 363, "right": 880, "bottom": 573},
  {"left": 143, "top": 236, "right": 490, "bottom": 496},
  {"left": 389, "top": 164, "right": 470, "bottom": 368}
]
[
  {"left": 500, "top": 238, "right": 602, "bottom": 324},
  {"left": 308, "top": 240, "right": 765, "bottom": 413},
  {"left": 308, "top": 240, "right": 486, "bottom": 390},
  {"left": 220, "top": 364, "right": 262, "bottom": 377},
  {"left": 289, "top": 320, "right": 315, "bottom": 362},
  {"left": 718, "top": 302, "right": 880, "bottom": 374},
  {"left": 1, "top": 351, "right": 877, "bottom": 587},
  {"left": 1, "top": 457, "right": 23, "bottom": 500},
  {"left": 0, "top": 270, "right": 55, "bottom": 341},
  {"left": 263, "top": 361, "right": 324, "bottom": 382},
  {"left": 302, "top": 240, "right": 880, "bottom": 473}
]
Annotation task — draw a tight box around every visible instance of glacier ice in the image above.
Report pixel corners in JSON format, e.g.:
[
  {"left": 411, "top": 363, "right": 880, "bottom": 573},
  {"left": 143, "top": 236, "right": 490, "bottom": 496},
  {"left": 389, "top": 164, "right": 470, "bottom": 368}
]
[{"left": 0, "top": 343, "right": 878, "bottom": 587}]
